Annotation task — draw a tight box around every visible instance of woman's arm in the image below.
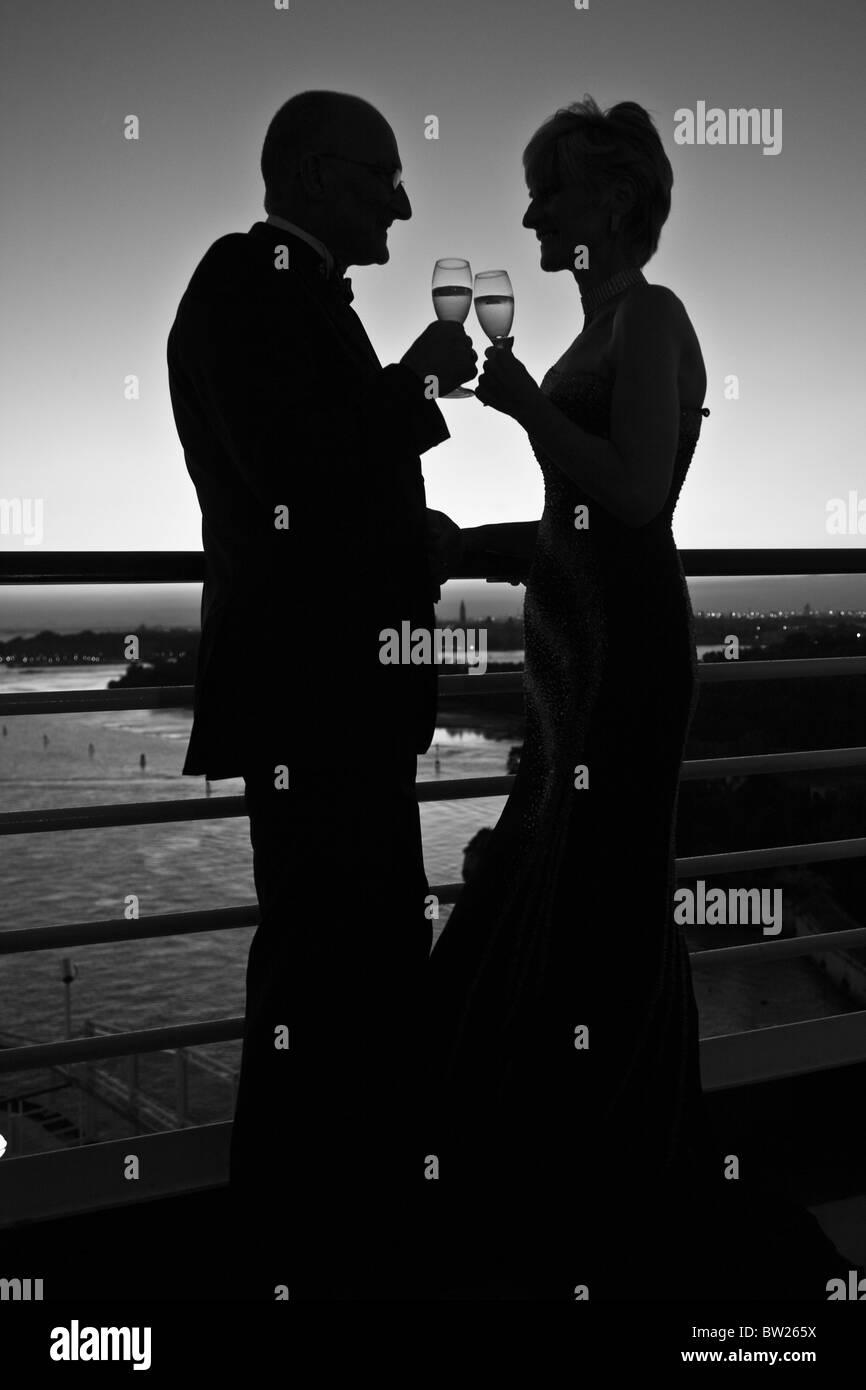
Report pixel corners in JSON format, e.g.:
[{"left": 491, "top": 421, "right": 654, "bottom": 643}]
[
  {"left": 458, "top": 521, "right": 539, "bottom": 578},
  {"left": 480, "top": 285, "right": 684, "bottom": 529}
]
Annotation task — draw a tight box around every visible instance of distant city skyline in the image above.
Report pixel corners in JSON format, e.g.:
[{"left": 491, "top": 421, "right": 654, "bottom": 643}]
[{"left": 2, "top": 572, "right": 866, "bottom": 639}]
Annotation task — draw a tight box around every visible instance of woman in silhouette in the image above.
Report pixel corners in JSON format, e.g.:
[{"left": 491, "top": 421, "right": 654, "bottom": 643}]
[{"left": 424, "top": 97, "right": 842, "bottom": 1300}]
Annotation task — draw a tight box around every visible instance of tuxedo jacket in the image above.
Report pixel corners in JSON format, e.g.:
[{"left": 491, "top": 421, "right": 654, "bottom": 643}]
[{"left": 167, "top": 222, "right": 450, "bottom": 779}]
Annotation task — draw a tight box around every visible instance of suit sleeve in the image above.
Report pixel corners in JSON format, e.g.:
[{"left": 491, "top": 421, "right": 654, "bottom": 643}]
[
  {"left": 173, "top": 275, "right": 448, "bottom": 510},
  {"left": 379, "top": 362, "right": 451, "bottom": 457}
]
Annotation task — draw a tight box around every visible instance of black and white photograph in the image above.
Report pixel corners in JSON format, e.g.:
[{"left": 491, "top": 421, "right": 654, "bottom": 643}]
[{"left": 1, "top": 0, "right": 865, "bottom": 1364}]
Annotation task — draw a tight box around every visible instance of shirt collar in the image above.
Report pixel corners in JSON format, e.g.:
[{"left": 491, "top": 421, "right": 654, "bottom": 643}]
[{"left": 265, "top": 214, "right": 336, "bottom": 277}]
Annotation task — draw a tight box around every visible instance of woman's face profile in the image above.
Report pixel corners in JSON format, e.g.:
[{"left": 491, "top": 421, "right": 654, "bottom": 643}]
[{"left": 523, "top": 167, "right": 608, "bottom": 274}]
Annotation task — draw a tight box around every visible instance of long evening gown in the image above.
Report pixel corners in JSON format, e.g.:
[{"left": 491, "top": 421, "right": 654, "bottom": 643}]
[{"left": 422, "top": 369, "right": 842, "bottom": 1299}]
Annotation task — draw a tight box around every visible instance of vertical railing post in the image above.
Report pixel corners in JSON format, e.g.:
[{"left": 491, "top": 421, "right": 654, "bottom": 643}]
[
  {"left": 78, "top": 1023, "right": 88, "bottom": 1144},
  {"left": 175, "top": 1049, "right": 188, "bottom": 1127},
  {"left": 82, "top": 1021, "right": 97, "bottom": 1144},
  {"left": 126, "top": 1052, "right": 139, "bottom": 1126}
]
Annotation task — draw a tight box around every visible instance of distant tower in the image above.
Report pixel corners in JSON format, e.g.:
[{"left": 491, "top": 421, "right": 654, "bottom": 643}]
[
  {"left": 804, "top": 602, "right": 812, "bottom": 616},
  {"left": 459, "top": 599, "right": 467, "bottom": 626}
]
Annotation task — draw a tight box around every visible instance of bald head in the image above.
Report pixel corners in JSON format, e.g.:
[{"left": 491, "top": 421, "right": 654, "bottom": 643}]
[
  {"left": 261, "top": 91, "right": 394, "bottom": 215},
  {"left": 259, "top": 89, "right": 410, "bottom": 271}
]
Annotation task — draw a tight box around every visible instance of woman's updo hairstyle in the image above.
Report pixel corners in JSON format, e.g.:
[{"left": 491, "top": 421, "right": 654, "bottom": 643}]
[{"left": 523, "top": 96, "right": 673, "bottom": 267}]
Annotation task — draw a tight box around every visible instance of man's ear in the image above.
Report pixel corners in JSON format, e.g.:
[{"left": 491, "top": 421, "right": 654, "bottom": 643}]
[{"left": 298, "top": 153, "right": 327, "bottom": 201}]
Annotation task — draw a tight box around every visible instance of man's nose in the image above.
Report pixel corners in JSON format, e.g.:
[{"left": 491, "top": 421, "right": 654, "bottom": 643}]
[
  {"left": 522, "top": 204, "right": 538, "bottom": 229},
  {"left": 391, "top": 184, "right": 412, "bottom": 220}
]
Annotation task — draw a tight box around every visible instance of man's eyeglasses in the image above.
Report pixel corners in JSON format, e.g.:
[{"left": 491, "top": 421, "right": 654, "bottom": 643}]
[{"left": 317, "top": 153, "right": 404, "bottom": 191}]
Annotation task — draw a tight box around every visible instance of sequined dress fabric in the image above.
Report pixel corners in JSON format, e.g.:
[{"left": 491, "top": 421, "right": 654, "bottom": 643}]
[{"left": 425, "top": 369, "right": 712, "bottom": 1224}]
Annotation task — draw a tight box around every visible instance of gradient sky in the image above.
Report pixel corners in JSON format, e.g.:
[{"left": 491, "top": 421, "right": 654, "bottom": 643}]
[{"left": 1, "top": 0, "right": 864, "bottom": 602}]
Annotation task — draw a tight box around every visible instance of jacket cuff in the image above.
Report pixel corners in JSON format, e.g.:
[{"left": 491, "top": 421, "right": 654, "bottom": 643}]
[{"left": 382, "top": 363, "right": 451, "bottom": 455}]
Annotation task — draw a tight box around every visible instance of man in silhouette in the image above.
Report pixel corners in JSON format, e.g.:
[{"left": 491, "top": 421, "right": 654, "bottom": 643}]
[{"left": 167, "top": 90, "right": 475, "bottom": 1298}]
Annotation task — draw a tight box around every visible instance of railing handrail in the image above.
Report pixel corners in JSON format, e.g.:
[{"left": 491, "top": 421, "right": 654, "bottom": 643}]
[
  {"left": 2, "top": 655, "right": 866, "bottom": 724},
  {"left": 3, "top": 547, "right": 866, "bottom": 583},
  {"left": 0, "top": 887, "right": 863, "bottom": 966},
  {"left": 0, "top": 900, "right": 863, "bottom": 971},
  {"left": 0, "top": 1018, "right": 242, "bottom": 1075},
  {"left": 4, "top": 1008, "right": 866, "bottom": 1090},
  {"left": 4, "top": 735, "right": 866, "bottom": 834}
]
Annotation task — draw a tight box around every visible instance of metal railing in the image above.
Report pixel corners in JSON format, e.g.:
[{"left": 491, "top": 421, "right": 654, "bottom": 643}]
[{"left": 1, "top": 549, "right": 865, "bottom": 1087}]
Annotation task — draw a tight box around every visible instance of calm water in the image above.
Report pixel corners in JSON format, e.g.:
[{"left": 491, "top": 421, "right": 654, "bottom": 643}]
[
  {"left": 0, "top": 663, "right": 852, "bottom": 1141},
  {"left": 0, "top": 665, "right": 509, "bottom": 1058}
]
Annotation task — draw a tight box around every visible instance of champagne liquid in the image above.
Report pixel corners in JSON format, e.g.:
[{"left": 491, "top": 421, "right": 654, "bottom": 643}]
[
  {"left": 432, "top": 285, "right": 473, "bottom": 322},
  {"left": 475, "top": 294, "right": 514, "bottom": 340}
]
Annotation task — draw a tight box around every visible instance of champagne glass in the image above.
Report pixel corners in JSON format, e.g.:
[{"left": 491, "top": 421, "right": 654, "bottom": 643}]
[
  {"left": 432, "top": 258, "right": 474, "bottom": 398},
  {"left": 474, "top": 270, "right": 514, "bottom": 349}
]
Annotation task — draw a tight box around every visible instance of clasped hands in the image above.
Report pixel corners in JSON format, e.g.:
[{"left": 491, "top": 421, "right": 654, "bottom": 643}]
[{"left": 426, "top": 508, "right": 462, "bottom": 589}]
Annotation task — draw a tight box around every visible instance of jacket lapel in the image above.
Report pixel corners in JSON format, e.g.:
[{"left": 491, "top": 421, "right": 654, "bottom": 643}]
[{"left": 248, "top": 222, "right": 383, "bottom": 379}]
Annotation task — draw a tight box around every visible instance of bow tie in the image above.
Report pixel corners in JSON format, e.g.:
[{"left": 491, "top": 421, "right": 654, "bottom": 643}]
[
  {"left": 317, "top": 262, "right": 354, "bottom": 305},
  {"left": 334, "top": 276, "right": 354, "bottom": 305}
]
